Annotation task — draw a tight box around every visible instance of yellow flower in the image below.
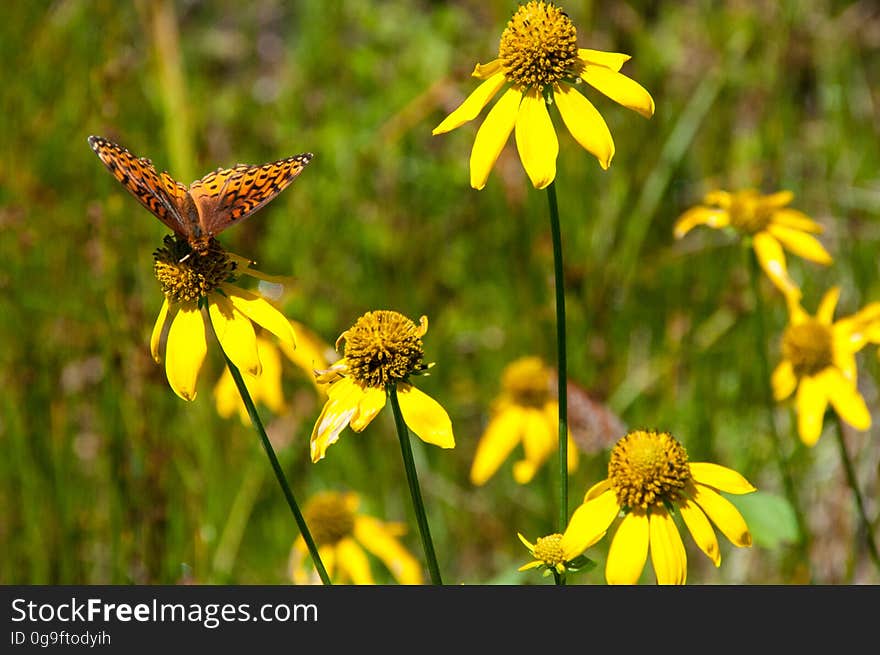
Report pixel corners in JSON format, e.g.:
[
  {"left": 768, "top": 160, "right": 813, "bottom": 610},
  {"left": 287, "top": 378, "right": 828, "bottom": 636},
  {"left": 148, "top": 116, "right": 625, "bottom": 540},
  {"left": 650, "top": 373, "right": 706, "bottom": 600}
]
[
  {"left": 470, "top": 356, "right": 578, "bottom": 485},
  {"left": 771, "top": 287, "right": 880, "bottom": 446},
  {"left": 309, "top": 310, "right": 455, "bottom": 462},
  {"left": 214, "top": 322, "right": 334, "bottom": 424},
  {"left": 517, "top": 532, "right": 585, "bottom": 577},
  {"left": 433, "top": 0, "right": 654, "bottom": 189},
  {"left": 150, "top": 236, "right": 296, "bottom": 401},
  {"left": 560, "top": 430, "right": 756, "bottom": 585},
  {"left": 674, "top": 189, "right": 832, "bottom": 297},
  {"left": 290, "top": 491, "right": 424, "bottom": 585}
]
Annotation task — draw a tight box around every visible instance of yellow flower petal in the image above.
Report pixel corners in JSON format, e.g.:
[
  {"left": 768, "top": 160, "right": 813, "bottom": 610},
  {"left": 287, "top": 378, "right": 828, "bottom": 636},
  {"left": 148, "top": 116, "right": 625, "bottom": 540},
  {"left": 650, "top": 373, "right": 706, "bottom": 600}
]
[
  {"left": 752, "top": 232, "right": 801, "bottom": 298},
  {"left": 823, "top": 368, "right": 871, "bottom": 431},
  {"left": 213, "top": 367, "right": 241, "bottom": 420},
  {"left": 772, "top": 208, "right": 824, "bottom": 234},
  {"left": 763, "top": 190, "right": 794, "bottom": 208},
  {"left": 279, "top": 320, "right": 333, "bottom": 393},
  {"left": 649, "top": 506, "right": 687, "bottom": 585},
  {"left": 515, "top": 88, "right": 558, "bottom": 189},
  {"left": 580, "top": 64, "right": 655, "bottom": 118},
  {"left": 766, "top": 224, "right": 833, "bottom": 265},
  {"left": 335, "top": 538, "right": 374, "bottom": 585},
  {"left": 433, "top": 71, "right": 507, "bottom": 135},
  {"left": 354, "top": 515, "right": 423, "bottom": 585},
  {"left": 816, "top": 287, "right": 841, "bottom": 325},
  {"left": 469, "top": 87, "right": 521, "bottom": 190},
  {"left": 703, "top": 190, "right": 732, "bottom": 207},
  {"left": 585, "top": 478, "right": 611, "bottom": 501},
  {"left": 396, "top": 384, "right": 455, "bottom": 449},
  {"left": 472, "top": 58, "right": 502, "bottom": 79},
  {"left": 164, "top": 303, "right": 207, "bottom": 401},
  {"left": 606, "top": 509, "right": 649, "bottom": 585},
  {"left": 679, "top": 498, "right": 721, "bottom": 566},
  {"left": 253, "top": 335, "right": 286, "bottom": 414},
  {"left": 553, "top": 83, "right": 614, "bottom": 170},
  {"left": 689, "top": 462, "right": 756, "bottom": 494},
  {"left": 350, "top": 386, "right": 386, "bottom": 432},
  {"left": 772, "top": 360, "right": 797, "bottom": 401},
  {"left": 560, "top": 489, "right": 619, "bottom": 559},
  {"left": 209, "top": 294, "right": 261, "bottom": 377},
  {"left": 516, "top": 407, "right": 554, "bottom": 484},
  {"left": 518, "top": 560, "right": 543, "bottom": 571},
  {"left": 690, "top": 483, "right": 752, "bottom": 548},
  {"left": 566, "top": 432, "right": 579, "bottom": 473},
  {"left": 470, "top": 405, "right": 525, "bottom": 486},
  {"left": 796, "top": 374, "right": 828, "bottom": 446},
  {"left": 151, "top": 298, "right": 171, "bottom": 363},
  {"left": 309, "top": 377, "right": 363, "bottom": 462},
  {"left": 673, "top": 206, "right": 730, "bottom": 239},
  {"left": 578, "top": 48, "right": 630, "bottom": 71},
  {"left": 222, "top": 283, "right": 296, "bottom": 351}
]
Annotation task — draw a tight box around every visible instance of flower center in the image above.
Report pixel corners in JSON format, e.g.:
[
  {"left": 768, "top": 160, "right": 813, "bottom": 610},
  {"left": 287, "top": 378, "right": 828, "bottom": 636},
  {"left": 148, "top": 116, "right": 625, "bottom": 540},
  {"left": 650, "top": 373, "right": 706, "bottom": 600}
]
[
  {"left": 498, "top": 1, "right": 581, "bottom": 91},
  {"left": 341, "top": 310, "right": 428, "bottom": 389},
  {"left": 533, "top": 533, "right": 566, "bottom": 567},
  {"left": 727, "top": 190, "right": 773, "bottom": 234},
  {"left": 608, "top": 430, "right": 691, "bottom": 510},
  {"left": 782, "top": 320, "right": 833, "bottom": 377},
  {"left": 502, "top": 356, "right": 551, "bottom": 407},
  {"left": 153, "top": 235, "right": 236, "bottom": 304},
  {"left": 303, "top": 492, "right": 356, "bottom": 546}
]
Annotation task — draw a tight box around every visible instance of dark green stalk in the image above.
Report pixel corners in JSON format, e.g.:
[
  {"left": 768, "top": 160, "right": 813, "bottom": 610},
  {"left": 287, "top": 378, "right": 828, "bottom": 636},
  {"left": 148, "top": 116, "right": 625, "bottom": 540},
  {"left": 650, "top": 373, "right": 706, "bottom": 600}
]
[
  {"left": 746, "top": 247, "right": 811, "bottom": 574},
  {"left": 387, "top": 384, "right": 443, "bottom": 585},
  {"left": 832, "top": 415, "right": 880, "bottom": 574},
  {"left": 220, "top": 350, "right": 331, "bottom": 585},
  {"left": 547, "top": 181, "right": 567, "bottom": 586}
]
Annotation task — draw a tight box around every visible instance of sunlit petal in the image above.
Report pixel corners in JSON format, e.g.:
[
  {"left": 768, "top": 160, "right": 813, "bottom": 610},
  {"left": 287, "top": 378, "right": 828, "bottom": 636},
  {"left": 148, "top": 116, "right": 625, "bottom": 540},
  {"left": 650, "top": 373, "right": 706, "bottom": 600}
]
[
  {"left": 335, "top": 538, "right": 374, "bottom": 585},
  {"left": 222, "top": 283, "right": 296, "bottom": 351},
  {"left": 151, "top": 298, "right": 171, "bottom": 363},
  {"left": 606, "top": 509, "right": 649, "bottom": 585},
  {"left": 764, "top": 190, "right": 794, "bottom": 208},
  {"left": 679, "top": 498, "right": 721, "bottom": 566},
  {"left": 649, "top": 507, "right": 686, "bottom": 585},
  {"left": 472, "top": 58, "right": 502, "bottom": 79},
  {"left": 752, "top": 232, "right": 801, "bottom": 298},
  {"left": 796, "top": 374, "right": 828, "bottom": 446},
  {"left": 673, "top": 207, "right": 730, "bottom": 238},
  {"left": 470, "top": 87, "right": 521, "bottom": 190},
  {"left": 560, "top": 489, "right": 619, "bottom": 559},
  {"left": 553, "top": 83, "right": 614, "bottom": 169},
  {"left": 580, "top": 65, "right": 655, "bottom": 118},
  {"left": 165, "top": 303, "right": 207, "bottom": 401},
  {"left": 577, "top": 48, "right": 630, "bottom": 71},
  {"left": 823, "top": 369, "right": 871, "bottom": 431},
  {"left": 396, "top": 384, "right": 455, "bottom": 449},
  {"left": 689, "top": 462, "right": 757, "bottom": 494},
  {"left": 354, "top": 515, "right": 423, "bottom": 585},
  {"left": 470, "top": 406, "right": 524, "bottom": 485},
  {"left": 209, "top": 294, "right": 261, "bottom": 377},
  {"left": 766, "top": 224, "right": 833, "bottom": 265},
  {"left": 772, "top": 208, "right": 824, "bottom": 234},
  {"left": 515, "top": 88, "right": 558, "bottom": 189},
  {"left": 433, "top": 71, "right": 507, "bottom": 135},
  {"left": 350, "top": 386, "right": 386, "bottom": 432},
  {"left": 309, "top": 377, "right": 362, "bottom": 462},
  {"left": 690, "top": 483, "right": 752, "bottom": 548},
  {"left": 585, "top": 478, "right": 611, "bottom": 502}
]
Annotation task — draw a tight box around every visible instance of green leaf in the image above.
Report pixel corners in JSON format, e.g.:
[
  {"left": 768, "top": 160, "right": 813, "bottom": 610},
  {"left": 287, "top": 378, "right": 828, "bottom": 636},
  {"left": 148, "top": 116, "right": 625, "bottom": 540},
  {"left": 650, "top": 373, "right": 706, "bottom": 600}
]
[
  {"left": 566, "top": 555, "right": 597, "bottom": 573},
  {"left": 726, "top": 491, "right": 799, "bottom": 549}
]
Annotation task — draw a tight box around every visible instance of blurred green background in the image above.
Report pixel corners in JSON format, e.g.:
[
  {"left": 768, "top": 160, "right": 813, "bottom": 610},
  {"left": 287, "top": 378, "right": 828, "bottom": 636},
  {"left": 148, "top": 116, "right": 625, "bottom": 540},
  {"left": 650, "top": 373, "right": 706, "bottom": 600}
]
[{"left": 2, "top": 0, "right": 878, "bottom": 585}]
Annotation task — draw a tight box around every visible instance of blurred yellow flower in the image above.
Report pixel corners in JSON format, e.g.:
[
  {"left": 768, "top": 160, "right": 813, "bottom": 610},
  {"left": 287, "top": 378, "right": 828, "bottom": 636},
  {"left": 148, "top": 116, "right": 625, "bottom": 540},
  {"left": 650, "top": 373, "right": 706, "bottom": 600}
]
[
  {"left": 214, "top": 322, "right": 334, "bottom": 424},
  {"left": 290, "top": 490, "right": 423, "bottom": 585},
  {"left": 772, "top": 287, "right": 880, "bottom": 446},
  {"left": 150, "top": 236, "right": 296, "bottom": 401},
  {"left": 309, "top": 310, "right": 455, "bottom": 462},
  {"left": 561, "top": 430, "right": 755, "bottom": 585},
  {"left": 433, "top": 0, "right": 654, "bottom": 189},
  {"left": 674, "top": 189, "right": 832, "bottom": 297},
  {"left": 470, "top": 356, "right": 578, "bottom": 485}
]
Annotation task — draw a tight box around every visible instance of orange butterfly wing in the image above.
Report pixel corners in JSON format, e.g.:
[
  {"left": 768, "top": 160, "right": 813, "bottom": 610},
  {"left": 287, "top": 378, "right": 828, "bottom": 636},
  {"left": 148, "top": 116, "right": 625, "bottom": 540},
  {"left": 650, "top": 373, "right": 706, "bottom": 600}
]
[
  {"left": 188, "top": 153, "right": 313, "bottom": 237},
  {"left": 88, "top": 135, "right": 190, "bottom": 237}
]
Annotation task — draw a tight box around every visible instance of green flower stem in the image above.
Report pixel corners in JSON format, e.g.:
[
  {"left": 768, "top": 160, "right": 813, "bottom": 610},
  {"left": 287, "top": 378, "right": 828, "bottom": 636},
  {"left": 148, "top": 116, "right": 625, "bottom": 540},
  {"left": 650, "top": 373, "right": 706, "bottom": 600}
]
[
  {"left": 547, "top": 181, "right": 567, "bottom": 586},
  {"left": 220, "top": 350, "right": 332, "bottom": 586},
  {"left": 832, "top": 415, "right": 880, "bottom": 574},
  {"left": 388, "top": 384, "right": 443, "bottom": 585},
  {"left": 746, "top": 247, "right": 811, "bottom": 571}
]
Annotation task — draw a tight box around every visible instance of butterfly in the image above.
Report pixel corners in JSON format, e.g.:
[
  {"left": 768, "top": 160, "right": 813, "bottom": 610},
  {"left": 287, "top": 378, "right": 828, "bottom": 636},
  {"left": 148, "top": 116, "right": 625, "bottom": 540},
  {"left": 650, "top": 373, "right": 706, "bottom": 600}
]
[{"left": 88, "top": 135, "right": 313, "bottom": 255}]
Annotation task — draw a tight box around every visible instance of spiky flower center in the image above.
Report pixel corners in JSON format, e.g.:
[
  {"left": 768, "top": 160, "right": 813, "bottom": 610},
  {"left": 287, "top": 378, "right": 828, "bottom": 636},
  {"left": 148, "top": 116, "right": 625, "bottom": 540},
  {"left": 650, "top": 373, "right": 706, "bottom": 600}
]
[
  {"left": 502, "top": 356, "right": 551, "bottom": 407},
  {"left": 783, "top": 320, "right": 834, "bottom": 377},
  {"left": 499, "top": 1, "right": 580, "bottom": 91},
  {"left": 727, "top": 191, "right": 774, "bottom": 234},
  {"left": 153, "top": 235, "right": 236, "bottom": 304},
  {"left": 342, "top": 310, "right": 428, "bottom": 389},
  {"left": 608, "top": 430, "right": 691, "bottom": 510},
  {"left": 303, "top": 492, "right": 356, "bottom": 546},
  {"left": 533, "top": 533, "right": 566, "bottom": 566}
]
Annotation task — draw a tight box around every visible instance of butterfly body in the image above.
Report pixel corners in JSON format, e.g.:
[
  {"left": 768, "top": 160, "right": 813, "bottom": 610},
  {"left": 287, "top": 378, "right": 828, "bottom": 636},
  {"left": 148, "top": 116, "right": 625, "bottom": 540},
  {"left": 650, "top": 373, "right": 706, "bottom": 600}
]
[{"left": 88, "top": 135, "right": 313, "bottom": 255}]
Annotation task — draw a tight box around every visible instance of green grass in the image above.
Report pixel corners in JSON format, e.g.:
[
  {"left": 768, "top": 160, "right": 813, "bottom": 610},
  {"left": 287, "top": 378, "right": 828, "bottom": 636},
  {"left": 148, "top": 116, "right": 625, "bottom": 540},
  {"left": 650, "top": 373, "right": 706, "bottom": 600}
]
[{"left": 1, "top": 0, "right": 879, "bottom": 585}]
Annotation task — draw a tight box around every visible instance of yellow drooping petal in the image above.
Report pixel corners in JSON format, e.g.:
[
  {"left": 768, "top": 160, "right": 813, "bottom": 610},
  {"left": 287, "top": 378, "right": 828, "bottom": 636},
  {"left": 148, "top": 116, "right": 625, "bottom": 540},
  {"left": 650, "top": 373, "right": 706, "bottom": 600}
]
[
  {"left": 580, "top": 64, "right": 655, "bottom": 118},
  {"left": 396, "top": 384, "right": 455, "bottom": 449},
  {"left": 772, "top": 208, "right": 824, "bottom": 234},
  {"left": 816, "top": 287, "right": 841, "bottom": 325},
  {"left": 673, "top": 206, "right": 730, "bottom": 239},
  {"left": 469, "top": 87, "right": 521, "bottom": 190},
  {"left": 213, "top": 367, "right": 241, "bottom": 420},
  {"left": 823, "top": 368, "right": 871, "bottom": 431},
  {"left": 553, "top": 83, "right": 614, "bottom": 170},
  {"left": 679, "top": 498, "right": 721, "bottom": 567},
  {"left": 514, "top": 88, "right": 558, "bottom": 189},
  {"left": 472, "top": 58, "right": 503, "bottom": 79},
  {"left": 690, "top": 483, "right": 752, "bottom": 548},
  {"left": 354, "top": 515, "right": 423, "bottom": 585},
  {"left": 222, "top": 283, "right": 296, "bottom": 351},
  {"left": 795, "top": 374, "right": 829, "bottom": 446},
  {"left": 433, "top": 71, "right": 507, "bottom": 135},
  {"left": 350, "top": 386, "right": 386, "bottom": 432},
  {"left": 584, "top": 478, "right": 611, "bottom": 502},
  {"left": 253, "top": 335, "right": 286, "bottom": 415},
  {"left": 577, "top": 48, "right": 630, "bottom": 71},
  {"left": 151, "top": 297, "right": 171, "bottom": 363},
  {"left": 766, "top": 224, "right": 833, "bottom": 265},
  {"left": 209, "top": 293, "right": 261, "bottom": 377},
  {"left": 470, "top": 405, "right": 525, "bottom": 486},
  {"left": 649, "top": 507, "right": 687, "bottom": 585},
  {"left": 771, "top": 360, "right": 798, "bottom": 401},
  {"left": 309, "top": 377, "right": 363, "bottom": 462},
  {"left": 752, "top": 231, "right": 801, "bottom": 298},
  {"left": 560, "top": 489, "right": 619, "bottom": 559},
  {"left": 516, "top": 407, "right": 554, "bottom": 483},
  {"left": 689, "top": 462, "right": 757, "bottom": 495},
  {"left": 165, "top": 303, "right": 207, "bottom": 401},
  {"left": 335, "top": 538, "right": 374, "bottom": 585},
  {"left": 606, "top": 509, "right": 650, "bottom": 585}
]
